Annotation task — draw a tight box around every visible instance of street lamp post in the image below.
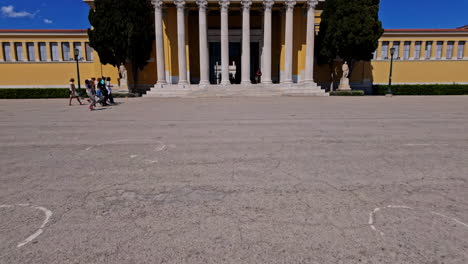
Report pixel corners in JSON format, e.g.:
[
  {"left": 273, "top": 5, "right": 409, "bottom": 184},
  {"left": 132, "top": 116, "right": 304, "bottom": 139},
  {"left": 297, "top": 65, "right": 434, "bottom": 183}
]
[
  {"left": 74, "top": 48, "right": 81, "bottom": 93},
  {"left": 387, "top": 47, "right": 396, "bottom": 97}
]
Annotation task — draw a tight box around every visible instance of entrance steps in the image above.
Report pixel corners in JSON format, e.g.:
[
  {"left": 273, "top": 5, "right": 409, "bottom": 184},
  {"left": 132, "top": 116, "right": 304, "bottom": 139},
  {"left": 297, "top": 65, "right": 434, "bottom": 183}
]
[{"left": 144, "top": 83, "right": 328, "bottom": 98}]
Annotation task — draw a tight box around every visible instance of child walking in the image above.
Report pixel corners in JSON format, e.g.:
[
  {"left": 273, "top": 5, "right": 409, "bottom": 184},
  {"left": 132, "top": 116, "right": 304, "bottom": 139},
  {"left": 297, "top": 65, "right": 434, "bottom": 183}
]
[
  {"left": 68, "top": 78, "right": 83, "bottom": 106},
  {"left": 85, "top": 79, "right": 97, "bottom": 111}
]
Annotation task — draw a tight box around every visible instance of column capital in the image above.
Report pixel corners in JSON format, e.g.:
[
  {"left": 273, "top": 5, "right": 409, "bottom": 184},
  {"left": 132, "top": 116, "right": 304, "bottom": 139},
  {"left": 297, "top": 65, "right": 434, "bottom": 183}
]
[
  {"left": 241, "top": 0, "right": 252, "bottom": 10},
  {"left": 285, "top": 0, "right": 296, "bottom": 11},
  {"left": 264, "top": 0, "right": 275, "bottom": 11},
  {"left": 196, "top": 0, "right": 208, "bottom": 10},
  {"left": 307, "top": 0, "right": 319, "bottom": 9},
  {"left": 219, "top": 0, "right": 230, "bottom": 11},
  {"left": 174, "top": 0, "right": 185, "bottom": 11},
  {"left": 151, "top": 0, "right": 163, "bottom": 9}
]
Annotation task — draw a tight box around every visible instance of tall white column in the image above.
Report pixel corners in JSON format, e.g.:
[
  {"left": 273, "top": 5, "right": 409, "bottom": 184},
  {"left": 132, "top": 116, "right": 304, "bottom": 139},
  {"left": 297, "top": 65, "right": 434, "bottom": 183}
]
[
  {"left": 219, "top": 0, "right": 230, "bottom": 85},
  {"left": 304, "top": 0, "right": 318, "bottom": 84},
  {"left": 262, "top": 0, "right": 274, "bottom": 84},
  {"left": 58, "top": 42, "right": 64, "bottom": 62},
  {"left": 197, "top": 0, "right": 210, "bottom": 85},
  {"left": 81, "top": 42, "right": 87, "bottom": 61},
  {"left": 34, "top": 42, "right": 40, "bottom": 62},
  {"left": 282, "top": 0, "right": 296, "bottom": 84},
  {"left": 46, "top": 42, "right": 52, "bottom": 62},
  {"left": 152, "top": 0, "right": 167, "bottom": 85},
  {"left": 0, "top": 44, "right": 3, "bottom": 62},
  {"left": 10, "top": 42, "right": 16, "bottom": 62},
  {"left": 241, "top": 0, "right": 252, "bottom": 84},
  {"left": 174, "top": 0, "right": 188, "bottom": 85}
]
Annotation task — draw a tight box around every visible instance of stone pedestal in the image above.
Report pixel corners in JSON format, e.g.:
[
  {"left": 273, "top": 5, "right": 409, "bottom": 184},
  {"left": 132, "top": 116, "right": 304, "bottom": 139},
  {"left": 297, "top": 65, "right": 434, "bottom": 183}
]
[
  {"left": 118, "top": 83, "right": 129, "bottom": 92},
  {"left": 338, "top": 78, "right": 351, "bottom": 91}
]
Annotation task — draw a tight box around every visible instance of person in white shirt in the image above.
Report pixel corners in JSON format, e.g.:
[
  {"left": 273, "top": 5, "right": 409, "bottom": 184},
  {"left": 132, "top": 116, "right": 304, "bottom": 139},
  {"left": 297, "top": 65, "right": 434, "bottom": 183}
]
[{"left": 106, "top": 77, "right": 115, "bottom": 104}]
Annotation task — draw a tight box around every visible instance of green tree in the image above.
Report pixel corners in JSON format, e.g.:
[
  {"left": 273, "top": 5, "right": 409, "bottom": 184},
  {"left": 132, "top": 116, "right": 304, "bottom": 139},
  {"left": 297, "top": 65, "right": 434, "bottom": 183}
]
[
  {"left": 316, "top": 0, "right": 384, "bottom": 79},
  {"left": 88, "top": 0, "right": 154, "bottom": 91}
]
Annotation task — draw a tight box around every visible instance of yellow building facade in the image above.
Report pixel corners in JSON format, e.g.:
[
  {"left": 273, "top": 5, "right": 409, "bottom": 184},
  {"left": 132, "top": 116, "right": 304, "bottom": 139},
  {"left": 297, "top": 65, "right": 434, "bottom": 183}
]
[
  {"left": 370, "top": 29, "right": 468, "bottom": 85},
  {"left": 0, "top": 29, "right": 118, "bottom": 88},
  {"left": 315, "top": 28, "right": 468, "bottom": 92},
  {"left": 1, "top": 0, "right": 468, "bottom": 94}
]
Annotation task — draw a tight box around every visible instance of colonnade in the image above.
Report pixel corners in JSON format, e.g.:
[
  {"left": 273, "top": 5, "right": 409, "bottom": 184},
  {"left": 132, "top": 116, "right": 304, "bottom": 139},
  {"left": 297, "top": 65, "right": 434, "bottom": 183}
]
[
  {"left": 151, "top": 0, "right": 318, "bottom": 86},
  {"left": 0, "top": 41, "right": 92, "bottom": 62}
]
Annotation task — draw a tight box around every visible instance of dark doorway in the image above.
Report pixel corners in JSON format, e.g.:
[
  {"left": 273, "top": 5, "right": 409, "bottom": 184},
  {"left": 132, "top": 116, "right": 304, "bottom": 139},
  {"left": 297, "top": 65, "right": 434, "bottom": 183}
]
[
  {"left": 250, "top": 42, "right": 260, "bottom": 83},
  {"left": 209, "top": 42, "right": 221, "bottom": 84},
  {"left": 209, "top": 42, "right": 260, "bottom": 84}
]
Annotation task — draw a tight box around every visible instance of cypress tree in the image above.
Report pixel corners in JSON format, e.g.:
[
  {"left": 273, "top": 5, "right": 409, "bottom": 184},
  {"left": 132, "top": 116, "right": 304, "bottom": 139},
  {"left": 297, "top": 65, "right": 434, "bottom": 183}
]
[
  {"left": 88, "top": 0, "right": 154, "bottom": 91},
  {"left": 316, "top": 0, "right": 384, "bottom": 77}
]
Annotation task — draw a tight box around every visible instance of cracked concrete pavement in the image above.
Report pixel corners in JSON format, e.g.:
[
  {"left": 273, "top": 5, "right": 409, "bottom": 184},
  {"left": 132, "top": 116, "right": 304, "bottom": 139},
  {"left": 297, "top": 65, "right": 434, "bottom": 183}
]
[{"left": 0, "top": 96, "right": 467, "bottom": 263}]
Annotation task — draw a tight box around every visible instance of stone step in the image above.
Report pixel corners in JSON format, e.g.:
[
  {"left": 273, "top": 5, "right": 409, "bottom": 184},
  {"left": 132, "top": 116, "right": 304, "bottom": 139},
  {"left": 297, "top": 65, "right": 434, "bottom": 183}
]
[{"left": 143, "top": 84, "right": 329, "bottom": 98}]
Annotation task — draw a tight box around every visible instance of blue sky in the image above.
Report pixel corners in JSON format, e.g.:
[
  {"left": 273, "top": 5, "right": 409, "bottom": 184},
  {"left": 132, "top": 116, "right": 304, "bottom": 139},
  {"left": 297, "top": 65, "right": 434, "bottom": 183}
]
[{"left": 0, "top": 0, "right": 467, "bottom": 30}]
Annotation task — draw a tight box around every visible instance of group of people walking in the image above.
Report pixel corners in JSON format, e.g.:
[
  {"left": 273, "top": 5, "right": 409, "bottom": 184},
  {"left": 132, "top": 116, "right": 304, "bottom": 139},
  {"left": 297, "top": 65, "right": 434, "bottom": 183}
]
[{"left": 68, "top": 77, "right": 115, "bottom": 111}]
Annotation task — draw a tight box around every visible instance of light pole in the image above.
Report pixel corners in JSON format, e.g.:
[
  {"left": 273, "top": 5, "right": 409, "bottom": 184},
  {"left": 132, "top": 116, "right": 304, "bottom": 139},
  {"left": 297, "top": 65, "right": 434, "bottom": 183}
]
[
  {"left": 387, "top": 47, "right": 396, "bottom": 96},
  {"left": 73, "top": 48, "right": 81, "bottom": 93}
]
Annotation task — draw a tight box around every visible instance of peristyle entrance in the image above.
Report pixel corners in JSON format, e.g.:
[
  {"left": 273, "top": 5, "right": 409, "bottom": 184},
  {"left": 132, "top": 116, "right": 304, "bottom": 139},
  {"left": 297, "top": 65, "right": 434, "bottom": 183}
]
[{"left": 209, "top": 42, "right": 260, "bottom": 84}]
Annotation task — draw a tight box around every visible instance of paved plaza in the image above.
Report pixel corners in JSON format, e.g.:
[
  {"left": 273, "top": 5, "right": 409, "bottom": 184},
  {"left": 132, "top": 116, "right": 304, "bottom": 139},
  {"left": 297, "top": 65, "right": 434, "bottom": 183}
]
[{"left": 0, "top": 96, "right": 467, "bottom": 263}]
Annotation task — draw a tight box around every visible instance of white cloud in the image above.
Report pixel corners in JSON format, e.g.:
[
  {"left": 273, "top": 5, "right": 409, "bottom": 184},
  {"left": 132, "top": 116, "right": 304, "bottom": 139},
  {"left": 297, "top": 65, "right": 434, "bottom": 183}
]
[
  {"left": 1, "top": 5, "right": 35, "bottom": 18},
  {"left": 43, "top": 19, "right": 53, "bottom": 24}
]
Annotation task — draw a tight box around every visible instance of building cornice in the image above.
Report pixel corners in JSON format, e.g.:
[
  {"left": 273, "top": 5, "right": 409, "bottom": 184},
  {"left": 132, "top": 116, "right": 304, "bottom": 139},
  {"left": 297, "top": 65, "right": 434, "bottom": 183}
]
[
  {"left": 383, "top": 29, "right": 468, "bottom": 37},
  {"left": 0, "top": 29, "right": 88, "bottom": 36},
  {"left": 385, "top": 29, "right": 468, "bottom": 33},
  {"left": 83, "top": 0, "right": 325, "bottom": 7}
]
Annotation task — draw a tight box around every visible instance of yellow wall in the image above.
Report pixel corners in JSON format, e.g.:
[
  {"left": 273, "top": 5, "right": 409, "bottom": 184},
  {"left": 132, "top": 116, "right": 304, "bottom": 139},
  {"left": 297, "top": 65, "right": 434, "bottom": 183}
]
[
  {"left": 369, "top": 33, "right": 468, "bottom": 84},
  {"left": 0, "top": 33, "right": 118, "bottom": 87},
  {"left": 371, "top": 60, "right": 468, "bottom": 84}
]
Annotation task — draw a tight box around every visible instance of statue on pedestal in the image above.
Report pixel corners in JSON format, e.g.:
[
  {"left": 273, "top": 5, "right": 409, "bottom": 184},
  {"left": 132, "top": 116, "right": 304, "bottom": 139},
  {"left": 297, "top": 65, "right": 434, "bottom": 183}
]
[
  {"left": 119, "top": 63, "right": 129, "bottom": 91},
  {"left": 338, "top": 61, "right": 351, "bottom": 91}
]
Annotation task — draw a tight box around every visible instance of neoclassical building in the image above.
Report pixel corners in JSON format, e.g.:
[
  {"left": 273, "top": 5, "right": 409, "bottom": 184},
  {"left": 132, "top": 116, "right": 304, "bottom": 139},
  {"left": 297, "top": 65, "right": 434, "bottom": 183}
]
[
  {"left": 0, "top": 0, "right": 467, "bottom": 96},
  {"left": 86, "top": 0, "right": 328, "bottom": 96}
]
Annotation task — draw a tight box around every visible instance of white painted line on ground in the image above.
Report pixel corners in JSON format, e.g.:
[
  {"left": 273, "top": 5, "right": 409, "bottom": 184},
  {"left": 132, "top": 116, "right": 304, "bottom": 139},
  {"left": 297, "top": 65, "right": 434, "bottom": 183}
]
[
  {"left": 431, "top": 211, "right": 468, "bottom": 229},
  {"left": 0, "top": 203, "right": 53, "bottom": 248},
  {"left": 155, "top": 144, "right": 167, "bottom": 152},
  {"left": 387, "top": 205, "right": 413, "bottom": 209},
  {"left": 403, "top": 143, "right": 450, "bottom": 147},
  {"left": 369, "top": 205, "right": 468, "bottom": 236},
  {"left": 85, "top": 139, "right": 172, "bottom": 156}
]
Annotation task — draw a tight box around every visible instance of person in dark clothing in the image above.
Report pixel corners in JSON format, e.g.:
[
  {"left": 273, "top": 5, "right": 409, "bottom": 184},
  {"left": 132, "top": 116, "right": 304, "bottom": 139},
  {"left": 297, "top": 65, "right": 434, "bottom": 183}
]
[{"left": 97, "top": 77, "right": 109, "bottom": 106}]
